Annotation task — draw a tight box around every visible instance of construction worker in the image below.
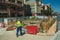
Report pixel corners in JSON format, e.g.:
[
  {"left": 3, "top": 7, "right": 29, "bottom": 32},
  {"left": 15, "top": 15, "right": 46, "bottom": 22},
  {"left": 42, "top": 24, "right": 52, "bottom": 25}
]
[{"left": 16, "top": 20, "right": 23, "bottom": 37}]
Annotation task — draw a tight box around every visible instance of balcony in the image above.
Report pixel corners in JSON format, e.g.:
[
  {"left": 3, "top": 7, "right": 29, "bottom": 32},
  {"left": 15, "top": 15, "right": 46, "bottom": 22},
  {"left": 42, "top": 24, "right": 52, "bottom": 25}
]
[
  {"left": 17, "top": 1, "right": 22, "bottom": 6},
  {"left": 0, "top": 0, "right": 5, "bottom": 2},
  {"left": 0, "top": 12, "right": 8, "bottom": 17},
  {"left": 0, "top": 0, "right": 22, "bottom": 7},
  {"left": 8, "top": 0, "right": 15, "bottom": 3},
  {"left": 0, "top": 4, "right": 7, "bottom": 10},
  {"left": 17, "top": 7, "right": 23, "bottom": 11}
]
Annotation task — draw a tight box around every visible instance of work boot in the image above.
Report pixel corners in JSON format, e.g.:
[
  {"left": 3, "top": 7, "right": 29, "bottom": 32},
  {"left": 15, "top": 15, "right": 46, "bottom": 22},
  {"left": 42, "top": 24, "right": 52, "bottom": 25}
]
[{"left": 16, "top": 35, "right": 18, "bottom": 37}]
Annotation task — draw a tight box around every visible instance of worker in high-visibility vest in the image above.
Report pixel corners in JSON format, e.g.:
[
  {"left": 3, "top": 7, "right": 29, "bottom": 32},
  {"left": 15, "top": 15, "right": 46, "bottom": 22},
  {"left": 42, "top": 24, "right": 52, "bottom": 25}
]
[{"left": 16, "top": 20, "right": 23, "bottom": 37}]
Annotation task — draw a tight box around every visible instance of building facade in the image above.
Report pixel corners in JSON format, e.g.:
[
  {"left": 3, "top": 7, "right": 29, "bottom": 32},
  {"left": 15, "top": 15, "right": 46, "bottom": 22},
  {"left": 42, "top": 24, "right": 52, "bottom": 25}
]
[
  {"left": 24, "top": 0, "right": 41, "bottom": 15},
  {"left": 0, "top": 0, "right": 24, "bottom": 17}
]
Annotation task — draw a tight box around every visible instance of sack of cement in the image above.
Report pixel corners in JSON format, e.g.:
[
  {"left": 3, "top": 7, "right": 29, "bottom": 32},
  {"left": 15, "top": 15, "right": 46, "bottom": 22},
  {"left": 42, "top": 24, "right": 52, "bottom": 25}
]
[{"left": 6, "top": 27, "right": 15, "bottom": 31}]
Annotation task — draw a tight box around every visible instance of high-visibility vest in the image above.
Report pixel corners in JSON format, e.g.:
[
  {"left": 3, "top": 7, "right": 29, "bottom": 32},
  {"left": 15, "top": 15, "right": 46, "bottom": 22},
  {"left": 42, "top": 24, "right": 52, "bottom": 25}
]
[{"left": 16, "top": 21, "right": 23, "bottom": 27}]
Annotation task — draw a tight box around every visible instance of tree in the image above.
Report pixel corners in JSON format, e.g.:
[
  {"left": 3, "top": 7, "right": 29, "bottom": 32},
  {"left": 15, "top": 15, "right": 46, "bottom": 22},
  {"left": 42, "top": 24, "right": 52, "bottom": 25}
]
[{"left": 44, "top": 7, "right": 52, "bottom": 16}]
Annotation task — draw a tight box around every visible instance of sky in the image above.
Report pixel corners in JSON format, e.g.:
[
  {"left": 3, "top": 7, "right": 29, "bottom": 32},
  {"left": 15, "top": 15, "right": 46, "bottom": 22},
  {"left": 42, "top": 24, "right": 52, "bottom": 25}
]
[{"left": 42, "top": 0, "right": 60, "bottom": 13}]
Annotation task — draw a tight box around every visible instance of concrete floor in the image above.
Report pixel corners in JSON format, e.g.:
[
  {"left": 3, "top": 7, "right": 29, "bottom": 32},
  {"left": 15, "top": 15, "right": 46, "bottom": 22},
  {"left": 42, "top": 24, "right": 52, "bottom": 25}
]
[
  {"left": 0, "top": 28, "right": 53, "bottom": 40},
  {"left": 0, "top": 21, "right": 57, "bottom": 40},
  {"left": 52, "top": 31, "right": 60, "bottom": 40}
]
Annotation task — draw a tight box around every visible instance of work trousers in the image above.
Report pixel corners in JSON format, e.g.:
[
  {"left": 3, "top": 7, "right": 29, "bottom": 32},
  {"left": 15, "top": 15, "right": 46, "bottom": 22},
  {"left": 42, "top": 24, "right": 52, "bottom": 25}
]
[{"left": 16, "top": 26, "right": 22, "bottom": 37}]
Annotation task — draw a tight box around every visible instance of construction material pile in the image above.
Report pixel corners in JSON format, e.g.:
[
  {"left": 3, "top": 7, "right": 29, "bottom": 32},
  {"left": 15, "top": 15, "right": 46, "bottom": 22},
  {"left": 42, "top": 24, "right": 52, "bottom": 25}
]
[
  {"left": 23, "top": 18, "right": 56, "bottom": 33},
  {"left": 40, "top": 18, "right": 56, "bottom": 33},
  {"left": 8, "top": 21, "right": 16, "bottom": 27},
  {"left": 6, "top": 21, "right": 16, "bottom": 31},
  {"left": 6, "top": 27, "right": 16, "bottom": 31}
]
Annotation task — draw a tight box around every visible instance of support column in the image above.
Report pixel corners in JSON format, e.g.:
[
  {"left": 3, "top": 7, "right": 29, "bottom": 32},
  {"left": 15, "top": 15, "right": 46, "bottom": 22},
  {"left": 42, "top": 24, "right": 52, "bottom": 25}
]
[
  {"left": 15, "top": 7, "right": 18, "bottom": 17},
  {"left": 7, "top": 8, "right": 11, "bottom": 17},
  {"left": 7, "top": 5, "right": 11, "bottom": 17},
  {"left": 15, "top": 0, "right": 17, "bottom": 3},
  {"left": 23, "top": 10, "right": 25, "bottom": 17}
]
